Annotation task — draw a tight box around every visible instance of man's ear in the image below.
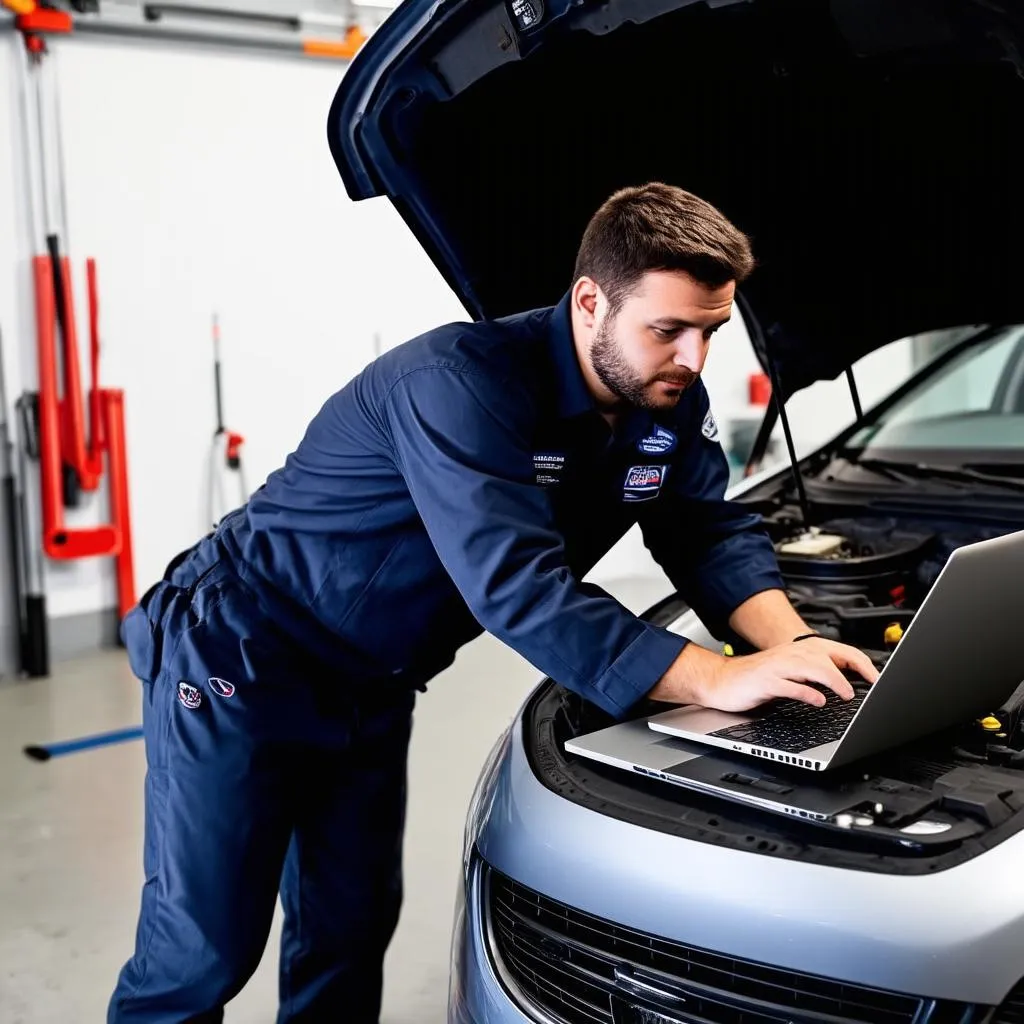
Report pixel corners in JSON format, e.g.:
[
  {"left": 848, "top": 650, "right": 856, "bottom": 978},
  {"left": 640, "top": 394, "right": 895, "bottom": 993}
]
[{"left": 571, "top": 276, "right": 601, "bottom": 327}]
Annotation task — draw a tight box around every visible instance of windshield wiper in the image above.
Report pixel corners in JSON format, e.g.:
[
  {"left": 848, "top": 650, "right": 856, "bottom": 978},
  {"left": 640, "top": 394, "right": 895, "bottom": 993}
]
[{"left": 853, "top": 457, "right": 1024, "bottom": 493}]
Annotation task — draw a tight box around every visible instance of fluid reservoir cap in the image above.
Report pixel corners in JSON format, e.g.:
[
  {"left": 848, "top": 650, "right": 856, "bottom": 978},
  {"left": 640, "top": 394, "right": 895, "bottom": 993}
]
[
  {"left": 980, "top": 716, "right": 1003, "bottom": 731},
  {"left": 884, "top": 623, "right": 904, "bottom": 645}
]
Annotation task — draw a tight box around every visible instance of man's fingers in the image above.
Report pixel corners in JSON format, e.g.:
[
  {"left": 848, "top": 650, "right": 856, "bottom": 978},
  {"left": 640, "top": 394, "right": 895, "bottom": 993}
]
[
  {"left": 771, "top": 679, "right": 827, "bottom": 707},
  {"left": 787, "top": 651, "right": 855, "bottom": 700},
  {"left": 828, "top": 643, "right": 880, "bottom": 683}
]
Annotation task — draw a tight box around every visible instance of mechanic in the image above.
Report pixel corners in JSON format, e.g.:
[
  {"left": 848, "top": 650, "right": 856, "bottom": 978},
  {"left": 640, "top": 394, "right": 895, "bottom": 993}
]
[{"left": 109, "top": 181, "right": 879, "bottom": 1023}]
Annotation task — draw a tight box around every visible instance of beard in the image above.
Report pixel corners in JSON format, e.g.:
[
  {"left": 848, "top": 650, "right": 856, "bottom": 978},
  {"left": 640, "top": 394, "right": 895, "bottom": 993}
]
[{"left": 590, "top": 316, "right": 699, "bottom": 411}]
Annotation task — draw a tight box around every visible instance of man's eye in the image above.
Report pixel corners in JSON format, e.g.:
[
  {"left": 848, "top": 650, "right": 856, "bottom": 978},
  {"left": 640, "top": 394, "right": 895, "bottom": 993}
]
[{"left": 654, "top": 328, "right": 676, "bottom": 339}]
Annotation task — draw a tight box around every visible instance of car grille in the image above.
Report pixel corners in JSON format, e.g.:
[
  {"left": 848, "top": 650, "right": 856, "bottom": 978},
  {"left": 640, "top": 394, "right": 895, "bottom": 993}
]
[
  {"left": 486, "top": 869, "right": 936, "bottom": 1024},
  {"left": 994, "top": 981, "right": 1024, "bottom": 1022}
]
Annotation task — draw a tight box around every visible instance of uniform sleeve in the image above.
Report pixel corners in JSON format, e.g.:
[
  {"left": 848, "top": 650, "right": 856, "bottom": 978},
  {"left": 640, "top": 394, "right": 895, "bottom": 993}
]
[
  {"left": 636, "top": 384, "right": 785, "bottom": 639},
  {"left": 383, "top": 364, "right": 688, "bottom": 719}
]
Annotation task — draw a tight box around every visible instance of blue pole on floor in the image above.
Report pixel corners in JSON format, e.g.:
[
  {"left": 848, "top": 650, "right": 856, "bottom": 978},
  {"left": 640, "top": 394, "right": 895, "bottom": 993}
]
[{"left": 23, "top": 725, "right": 144, "bottom": 761}]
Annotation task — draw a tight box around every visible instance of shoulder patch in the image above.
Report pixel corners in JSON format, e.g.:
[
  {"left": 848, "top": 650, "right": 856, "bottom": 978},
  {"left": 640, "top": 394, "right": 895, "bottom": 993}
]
[{"left": 701, "top": 409, "right": 720, "bottom": 443}]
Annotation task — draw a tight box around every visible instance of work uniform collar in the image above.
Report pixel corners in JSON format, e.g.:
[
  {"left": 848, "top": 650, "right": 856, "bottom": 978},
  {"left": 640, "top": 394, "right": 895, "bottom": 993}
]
[
  {"left": 548, "top": 292, "right": 597, "bottom": 420},
  {"left": 547, "top": 291, "right": 666, "bottom": 446}
]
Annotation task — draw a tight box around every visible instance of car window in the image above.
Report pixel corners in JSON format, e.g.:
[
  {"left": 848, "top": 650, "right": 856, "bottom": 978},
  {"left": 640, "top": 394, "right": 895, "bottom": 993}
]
[{"left": 847, "top": 327, "right": 1024, "bottom": 451}]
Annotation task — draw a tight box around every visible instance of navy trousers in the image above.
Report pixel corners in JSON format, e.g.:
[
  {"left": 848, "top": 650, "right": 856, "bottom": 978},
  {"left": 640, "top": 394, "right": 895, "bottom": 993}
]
[{"left": 108, "top": 559, "right": 416, "bottom": 1023}]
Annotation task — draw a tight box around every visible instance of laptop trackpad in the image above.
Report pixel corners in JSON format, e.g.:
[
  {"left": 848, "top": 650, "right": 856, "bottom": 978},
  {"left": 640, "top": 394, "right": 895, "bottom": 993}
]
[{"left": 650, "top": 705, "right": 758, "bottom": 736}]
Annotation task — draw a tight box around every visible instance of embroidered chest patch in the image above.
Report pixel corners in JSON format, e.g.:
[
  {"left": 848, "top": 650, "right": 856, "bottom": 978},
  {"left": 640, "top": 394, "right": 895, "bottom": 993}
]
[
  {"left": 637, "top": 425, "right": 677, "bottom": 455},
  {"left": 623, "top": 464, "right": 667, "bottom": 502}
]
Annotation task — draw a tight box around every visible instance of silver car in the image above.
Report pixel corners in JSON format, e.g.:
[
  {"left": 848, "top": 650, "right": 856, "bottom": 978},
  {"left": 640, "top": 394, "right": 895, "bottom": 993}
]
[{"left": 326, "top": 1, "right": 1024, "bottom": 1020}]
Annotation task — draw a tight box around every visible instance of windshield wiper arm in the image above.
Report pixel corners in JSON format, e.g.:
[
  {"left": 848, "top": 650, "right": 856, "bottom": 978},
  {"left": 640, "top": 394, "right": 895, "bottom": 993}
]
[
  {"left": 854, "top": 457, "right": 1024, "bottom": 493},
  {"left": 847, "top": 458, "right": 932, "bottom": 487}
]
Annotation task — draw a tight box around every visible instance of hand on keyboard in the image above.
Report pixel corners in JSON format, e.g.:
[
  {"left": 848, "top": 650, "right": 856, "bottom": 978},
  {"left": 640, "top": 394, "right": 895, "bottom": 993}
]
[{"left": 648, "top": 637, "right": 879, "bottom": 713}]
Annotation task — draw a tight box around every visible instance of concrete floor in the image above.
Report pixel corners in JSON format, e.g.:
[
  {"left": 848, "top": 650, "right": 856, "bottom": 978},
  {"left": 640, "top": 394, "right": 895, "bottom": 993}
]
[{"left": 0, "top": 576, "right": 667, "bottom": 1023}]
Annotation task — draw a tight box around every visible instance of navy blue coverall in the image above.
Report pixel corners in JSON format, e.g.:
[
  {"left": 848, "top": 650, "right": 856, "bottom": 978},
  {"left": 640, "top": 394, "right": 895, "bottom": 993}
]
[{"left": 109, "top": 292, "right": 784, "bottom": 1022}]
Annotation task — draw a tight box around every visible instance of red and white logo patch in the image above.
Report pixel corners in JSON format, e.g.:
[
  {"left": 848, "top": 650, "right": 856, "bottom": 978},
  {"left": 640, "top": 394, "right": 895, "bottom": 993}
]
[
  {"left": 623, "top": 464, "right": 667, "bottom": 502},
  {"left": 208, "top": 677, "right": 235, "bottom": 698},
  {"left": 177, "top": 681, "right": 202, "bottom": 709}
]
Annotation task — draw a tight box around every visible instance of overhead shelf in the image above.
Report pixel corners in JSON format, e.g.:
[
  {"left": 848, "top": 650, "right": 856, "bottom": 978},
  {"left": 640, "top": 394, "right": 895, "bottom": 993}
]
[{"left": 2, "top": 0, "right": 398, "bottom": 61}]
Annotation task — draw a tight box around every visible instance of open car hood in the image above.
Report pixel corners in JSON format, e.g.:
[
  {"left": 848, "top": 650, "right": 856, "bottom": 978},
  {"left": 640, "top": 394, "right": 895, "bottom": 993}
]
[{"left": 328, "top": 0, "right": 1024, "bottom": 400}]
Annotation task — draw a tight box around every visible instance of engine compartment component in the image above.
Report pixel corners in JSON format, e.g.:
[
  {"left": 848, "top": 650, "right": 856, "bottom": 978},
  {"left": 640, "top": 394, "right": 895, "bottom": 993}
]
[
  {"left": 775, "top": 529, "right": 847, "bottom": 557},
  {"left": 768, "top": 515, "right": 937, "bottom": 589},
  {"left": 757, "top": 513, "right": 1013, "bottom": 656}
]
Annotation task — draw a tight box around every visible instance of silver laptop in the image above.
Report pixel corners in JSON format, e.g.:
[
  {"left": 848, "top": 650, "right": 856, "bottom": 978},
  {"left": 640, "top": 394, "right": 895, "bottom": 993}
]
[
  {"left": 563, "top": 719, "right": 884, "bottom": 823},
  {"left": 646, "top": 528, "right": 1024, "bottom": 772}
]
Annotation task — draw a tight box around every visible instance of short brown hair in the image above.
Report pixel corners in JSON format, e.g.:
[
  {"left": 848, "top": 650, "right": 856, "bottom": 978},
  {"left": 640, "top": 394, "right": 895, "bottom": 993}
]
[{"left": 572, "top": 182, "right": 755, "bottom": 311}]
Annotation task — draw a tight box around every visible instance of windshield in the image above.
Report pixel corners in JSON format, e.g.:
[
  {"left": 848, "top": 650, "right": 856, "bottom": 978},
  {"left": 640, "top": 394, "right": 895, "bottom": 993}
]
[{"left": 845, "top": 327, "right": 1024, "bottom": 459}]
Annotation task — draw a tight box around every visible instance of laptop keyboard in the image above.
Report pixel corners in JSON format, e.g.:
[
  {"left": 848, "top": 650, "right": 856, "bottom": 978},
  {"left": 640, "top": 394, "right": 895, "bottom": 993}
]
[{"left": 709, "top": 683, "right": 870, "bottom": 753}]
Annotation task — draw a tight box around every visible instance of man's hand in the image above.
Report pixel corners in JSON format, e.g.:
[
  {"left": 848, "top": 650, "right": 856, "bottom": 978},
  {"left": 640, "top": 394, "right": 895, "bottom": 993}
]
[{"left": 648, "top": 636, "right": 879, "bottom": 712}]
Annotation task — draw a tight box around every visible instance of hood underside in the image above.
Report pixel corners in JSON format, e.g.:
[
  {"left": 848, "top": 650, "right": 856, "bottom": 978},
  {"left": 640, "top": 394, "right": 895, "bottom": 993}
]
[{"left": 328, "top": 0, "right": 1024, "bottom": 399}]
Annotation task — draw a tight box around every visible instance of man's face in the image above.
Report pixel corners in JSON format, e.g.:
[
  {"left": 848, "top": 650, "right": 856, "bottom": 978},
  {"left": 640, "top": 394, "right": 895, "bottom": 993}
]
[{"left": 588, "top": 270, "right": 734, "bottom": 411}]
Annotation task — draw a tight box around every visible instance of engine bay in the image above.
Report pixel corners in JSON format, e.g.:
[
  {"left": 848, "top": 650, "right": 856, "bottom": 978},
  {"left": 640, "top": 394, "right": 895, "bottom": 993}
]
[
  {"left": 527, "top": 507, "right": 1024, "bottom": 874},
  {"left": 763, "top": 511, "right": 1012, "bottom": 663}
]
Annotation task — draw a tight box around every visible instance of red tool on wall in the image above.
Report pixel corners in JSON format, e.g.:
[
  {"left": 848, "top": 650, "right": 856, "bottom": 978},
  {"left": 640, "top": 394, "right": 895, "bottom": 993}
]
[
  {"left": 32, "top": 240, "right": 136, "bottom": 621},
  {"left": 12, "top": 1, "right": 136, "bottom": 675}
]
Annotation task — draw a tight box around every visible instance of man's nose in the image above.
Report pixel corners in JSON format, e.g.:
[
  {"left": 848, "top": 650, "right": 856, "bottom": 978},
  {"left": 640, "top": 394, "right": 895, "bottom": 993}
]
[{"left": 673, "top": 331, "right": 707, "bottom": 372}]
